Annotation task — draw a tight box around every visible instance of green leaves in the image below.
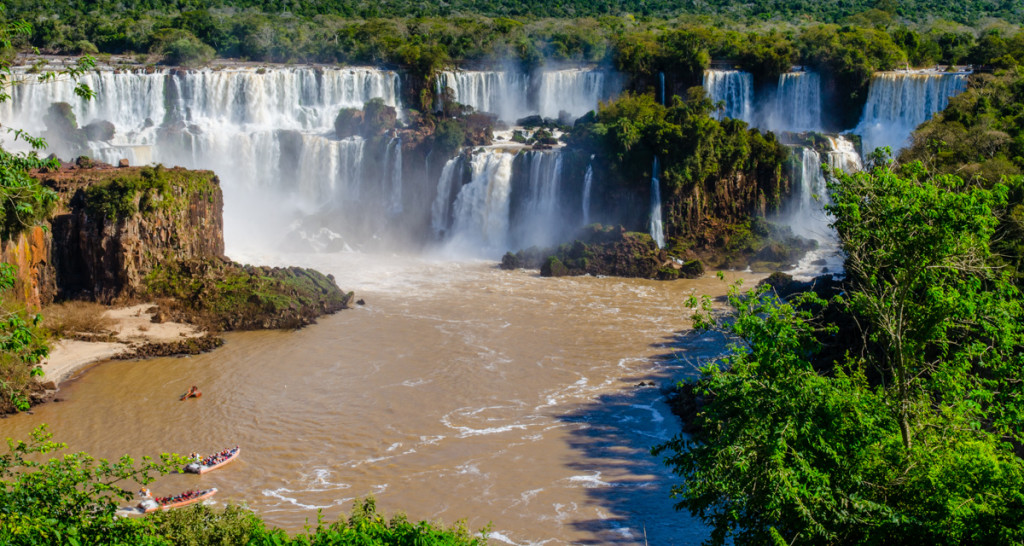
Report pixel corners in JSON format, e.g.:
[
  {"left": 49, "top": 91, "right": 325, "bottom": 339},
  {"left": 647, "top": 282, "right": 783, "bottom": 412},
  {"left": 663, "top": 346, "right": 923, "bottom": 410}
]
[{"left": 659, "top": 164, "right": 1024, "bottom": 544}]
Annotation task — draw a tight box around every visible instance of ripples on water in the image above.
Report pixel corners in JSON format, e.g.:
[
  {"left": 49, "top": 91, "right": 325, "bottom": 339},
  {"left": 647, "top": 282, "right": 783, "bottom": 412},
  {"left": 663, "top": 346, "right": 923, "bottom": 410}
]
[{"left": 2, "top": 251, "right": 760, "bottom": 545}]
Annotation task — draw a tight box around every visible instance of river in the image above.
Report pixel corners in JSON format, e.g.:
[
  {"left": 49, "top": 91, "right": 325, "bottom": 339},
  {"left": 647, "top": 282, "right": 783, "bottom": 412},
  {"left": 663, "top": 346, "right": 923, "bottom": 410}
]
[{"left": 1, "top": 250, "right": 757, "bottom": 545}]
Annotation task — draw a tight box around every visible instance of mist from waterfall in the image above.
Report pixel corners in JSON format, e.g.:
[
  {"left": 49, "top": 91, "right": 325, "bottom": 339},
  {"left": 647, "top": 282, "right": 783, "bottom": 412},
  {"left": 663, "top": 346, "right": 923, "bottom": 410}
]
[{"left": 855, "top": 71, "right": 969, "bottom": 155}]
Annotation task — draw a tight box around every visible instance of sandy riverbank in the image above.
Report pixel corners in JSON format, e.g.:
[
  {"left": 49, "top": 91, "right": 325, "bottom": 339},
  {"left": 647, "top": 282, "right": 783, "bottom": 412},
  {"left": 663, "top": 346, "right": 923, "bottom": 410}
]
[{"left": 39, "top": 304, "right": 206, "bottom": 387}]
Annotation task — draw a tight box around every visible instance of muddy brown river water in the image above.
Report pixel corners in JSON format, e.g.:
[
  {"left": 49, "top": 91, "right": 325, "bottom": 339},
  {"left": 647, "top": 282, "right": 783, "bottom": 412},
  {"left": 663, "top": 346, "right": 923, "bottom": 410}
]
[{"left": 1, "top": 252, "right": 759, "bottom": 545}]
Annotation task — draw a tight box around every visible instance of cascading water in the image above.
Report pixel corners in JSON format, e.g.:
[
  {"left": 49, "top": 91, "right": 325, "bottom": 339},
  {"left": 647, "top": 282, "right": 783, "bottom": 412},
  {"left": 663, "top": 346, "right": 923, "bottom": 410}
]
[
  {"left": 437, "top": 70, "right": 530, "bottom": 122},
  {"left": 440, "top": 67, "right": 619, "bottom": 123},
  {"left": 784, "top": 135, "right": 863, "bottom": 280},
  {"left": 581, "top": 157, "right": 594, "bottom": 226},
  {"left": 0, "top": 66, "right": 404, "bottom": 250},
  {"left": 658, "top": 72, "right": 666, "bottom": 105},
  {"left": 431, "top": 156, "right": 464, "bottom": 238},
  {"left": 855, "top": 70, "right": 969, "bottom": 155},
  {"left": 445, "top": 150, "right": 516, "bottom": 255},
  {"left": 702, "top": 69, "right": 754, "bottom": 123},
  {"left": 824, "top": 135, "right": 863, "bottom": 174},
  {"left": 649, "top": 156, "right": 665, "bottom": 249},
  {"left": 536, "top": 69, "right": 612, "bottom": 121},
  {"left": 766, "top": 71, "right": 822, "bottom": 133},
  {"left": 509, "top": 150, "right": 565, "bottom": 249}
]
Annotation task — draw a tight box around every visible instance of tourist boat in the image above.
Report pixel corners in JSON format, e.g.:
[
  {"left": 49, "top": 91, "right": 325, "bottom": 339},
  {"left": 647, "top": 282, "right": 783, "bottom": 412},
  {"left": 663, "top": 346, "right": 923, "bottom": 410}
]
[
  {"left": 118, "top": 487, "right": 217, "bottom": 516},
  {"left": 184, "top": 446, "right": 241, "bottom": 474}
]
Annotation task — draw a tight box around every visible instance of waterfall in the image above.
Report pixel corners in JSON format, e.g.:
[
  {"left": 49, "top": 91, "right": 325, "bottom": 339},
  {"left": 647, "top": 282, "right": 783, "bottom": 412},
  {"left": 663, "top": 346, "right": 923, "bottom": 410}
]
[
  {"left": 855, "top": 71, "right": 969, "bottom": 155},
  {"left": 438, "top": 70, "right": 530, "bottom": 122},
  {"left": 824, "top": 135, "right": 863, "bottom": 174},
  {"left": 536, "top": 68, "right": 613, "bottom": 121},
  {"left": 650, "top": 156, "right": 664, "bottom": 249},
  {"left": 581, "top": 157, "right": 594, "bottom": 226},
  {"left": 440, "top": 67, "right": 619, "bottom": 123},
  {"left": 509, "top": 150, "right": 565, "bottom": 249},
  {"left": 431, "top": 156, "right": 463, "bottom": 238},
  {"left": 446, "top": 150, "right": 516, "bottom": 255},
  {"left": 767, "top": 71, "right": 822, "bottom": 133},
  {"left": 703, "top": 69, "right": 754, "bottom": 123},
  {"left": 1, "top": 66, "right": 404, "bottom": 250}
]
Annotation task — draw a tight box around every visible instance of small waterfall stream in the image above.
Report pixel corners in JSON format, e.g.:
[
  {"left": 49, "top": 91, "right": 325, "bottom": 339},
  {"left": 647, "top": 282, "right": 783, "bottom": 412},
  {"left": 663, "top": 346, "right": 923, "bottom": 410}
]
[{"left": 581, "top": 157, "right": 594, "bottom": 226}]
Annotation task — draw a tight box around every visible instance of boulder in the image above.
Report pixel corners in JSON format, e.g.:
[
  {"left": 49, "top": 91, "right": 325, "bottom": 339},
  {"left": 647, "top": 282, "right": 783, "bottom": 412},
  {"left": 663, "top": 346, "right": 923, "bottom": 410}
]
[{"left": 83, "top": 120, "right": 116, "bottom": 141}]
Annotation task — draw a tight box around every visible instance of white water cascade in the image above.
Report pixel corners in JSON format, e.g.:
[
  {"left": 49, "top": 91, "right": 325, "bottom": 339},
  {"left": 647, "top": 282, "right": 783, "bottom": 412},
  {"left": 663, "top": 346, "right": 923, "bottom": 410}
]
[
  {"left": 581, "top": 157, "right": 594, "bottom": 226},
  {"left": 431, "top": 156, "right": 464, "bottom": 238},
  {"left": 703, "top": 69, "right": 754, "bottom": 123},
  {"left": 855, "top": 70, "right": 969, "bottom": 155},
  {"left": 0, "top": 66, "right": 403, "bottom": 250},
  {"left": 767, "top": 71, "right": 822, "bottom": 133},
  {"left": 437, "top": 70, "right": 530, "bottom": 122},
  {"left": 650, "top": 156, "right": 665, "bottom": 249},
  {"left": 510, "top": 150, "right": 565, "bottom": 249},
  {"left": 440, "top": 67, "right": 619, "bottom": 123},
  {"left": 784, "top": 135, "right": 863, "bottom": 280},
  {"left": 445, "top": 150, "right": 517, "bottom": 255}
]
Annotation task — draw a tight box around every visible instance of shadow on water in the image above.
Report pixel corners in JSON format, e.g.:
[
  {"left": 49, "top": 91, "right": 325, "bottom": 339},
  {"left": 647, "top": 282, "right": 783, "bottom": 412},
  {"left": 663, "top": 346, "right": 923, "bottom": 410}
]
[{"left": 555, "top": 328, "right": 732, "bottom": 545}]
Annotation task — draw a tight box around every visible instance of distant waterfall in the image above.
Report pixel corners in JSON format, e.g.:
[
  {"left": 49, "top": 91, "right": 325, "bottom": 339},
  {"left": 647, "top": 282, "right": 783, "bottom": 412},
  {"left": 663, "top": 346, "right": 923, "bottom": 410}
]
[
  {"left": 855, "top": 71, "right": 969, "bottom": 155},
  {"left": 1, "top": 66, "right": 405, "bottom": 250},
  {"left": 650, "top": 157, "right": 665, "bottom": 249},
  {"left": 431, "top": 157, "right": 463, "bottom": 237},
  {"left": 658, "top": 72, "right": 666, "bottom": 105},
  {"left": 581, "top": 158, "right": 594, "bottom": 226},
  {"left": 703, "top": 69, "right": 754, "bottom": 123},
  {"left": 438, "top": 70, "right": 530, "bottom": 122},
  {"left": 767, "top": 71, "right": 822, "bottom": 133},
  {"left": 536, "top": 69, "right": 612, "bottom": 120},
  {"left": 510, "top": 150, "right": 565, "bottom": 249},
  {"left": 440, "top": 67, "right": 620, "bottom": 123}
]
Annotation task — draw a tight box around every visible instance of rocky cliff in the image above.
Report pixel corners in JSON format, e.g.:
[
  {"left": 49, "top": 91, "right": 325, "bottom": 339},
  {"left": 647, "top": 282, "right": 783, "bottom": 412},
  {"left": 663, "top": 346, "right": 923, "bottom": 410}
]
[
  {"left": 8, "top": 159, "right": 349, "bottom": 329},
  {"left": 38, "top": 162, "right": 224, "bottom": 302}
]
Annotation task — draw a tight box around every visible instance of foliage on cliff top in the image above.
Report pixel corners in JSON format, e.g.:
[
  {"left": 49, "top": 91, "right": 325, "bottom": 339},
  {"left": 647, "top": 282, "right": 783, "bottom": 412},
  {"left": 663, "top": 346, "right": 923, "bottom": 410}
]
[
  {"left": 145, "top": 257, "right": 352, "bottom": 331},
  {"left": 79, "top": 164, "right": 219, "bottom": 222},
  {"left": 655, "top": 162, "right": 1024, "bottom": 544}
]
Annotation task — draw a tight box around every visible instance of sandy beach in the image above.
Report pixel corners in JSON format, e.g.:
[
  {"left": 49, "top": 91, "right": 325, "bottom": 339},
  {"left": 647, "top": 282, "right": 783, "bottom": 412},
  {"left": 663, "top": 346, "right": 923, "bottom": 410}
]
[{"left": 39, "top": 304, "right": 206, "bottom": 387}]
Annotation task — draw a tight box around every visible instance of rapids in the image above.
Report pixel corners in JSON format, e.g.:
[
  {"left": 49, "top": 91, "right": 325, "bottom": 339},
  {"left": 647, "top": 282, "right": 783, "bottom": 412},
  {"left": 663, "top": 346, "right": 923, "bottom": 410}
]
[{"left": 3, "top": 252, "right": 760, "bottom": 545}]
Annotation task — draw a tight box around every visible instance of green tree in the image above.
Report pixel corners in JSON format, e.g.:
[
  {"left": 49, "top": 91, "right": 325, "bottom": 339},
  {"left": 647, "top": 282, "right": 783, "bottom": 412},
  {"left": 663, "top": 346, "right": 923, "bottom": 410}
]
[{"left": 655, "top": 163, "right": 1024, "bottom": 544}]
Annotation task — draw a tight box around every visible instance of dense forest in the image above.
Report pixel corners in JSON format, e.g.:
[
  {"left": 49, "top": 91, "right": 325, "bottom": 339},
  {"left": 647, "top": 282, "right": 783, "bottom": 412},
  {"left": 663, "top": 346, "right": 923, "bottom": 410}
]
[{"left": 5, "top": 0, "right": 1024, "bottom": 23}]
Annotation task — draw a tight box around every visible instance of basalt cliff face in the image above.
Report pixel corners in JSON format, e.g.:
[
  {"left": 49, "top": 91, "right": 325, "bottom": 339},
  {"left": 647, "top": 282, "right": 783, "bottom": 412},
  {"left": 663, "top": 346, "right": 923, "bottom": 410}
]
[
  {"left": 7, "top": 160, "right": 349, "bottom": 329},
  {"left": 39, "top": 162, "right": 224, "bottom": 303}
]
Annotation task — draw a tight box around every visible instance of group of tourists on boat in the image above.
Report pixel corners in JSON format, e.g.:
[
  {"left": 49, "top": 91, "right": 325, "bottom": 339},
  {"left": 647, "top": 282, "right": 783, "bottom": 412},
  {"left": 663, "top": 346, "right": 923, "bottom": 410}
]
[
  {"left": 191, "top": 446, "right": 238, "bottom": 467},
  {"left": 154, "top": 488, "right": 201, "bottom": 505}
]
